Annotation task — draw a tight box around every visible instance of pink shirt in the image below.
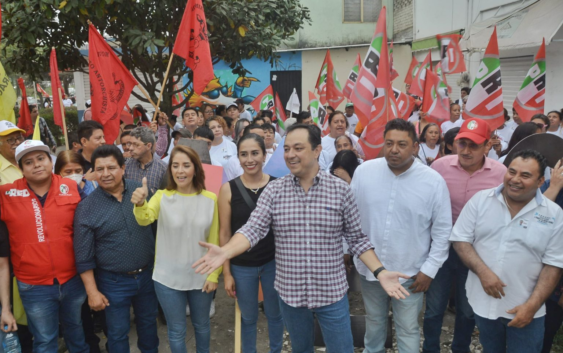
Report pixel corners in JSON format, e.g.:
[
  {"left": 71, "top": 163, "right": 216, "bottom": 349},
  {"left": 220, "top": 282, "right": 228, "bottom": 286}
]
[{"left": 431, "top": 155, "right": 507, "bottom": 224}]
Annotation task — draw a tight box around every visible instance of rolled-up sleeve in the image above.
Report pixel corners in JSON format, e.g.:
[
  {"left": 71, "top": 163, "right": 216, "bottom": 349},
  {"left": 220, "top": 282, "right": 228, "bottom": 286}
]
[
  {"left": 341, "top": 186, "right": 374, "bottom": 257},
  {"left": 421, "top": 178, "right": 453, "bottom": 278},
  {"left": 236, "top": 182, "right": 275, "bottom": 249},
  {"left": 73, "top": 202, "right": 96, "bottom": 273}
]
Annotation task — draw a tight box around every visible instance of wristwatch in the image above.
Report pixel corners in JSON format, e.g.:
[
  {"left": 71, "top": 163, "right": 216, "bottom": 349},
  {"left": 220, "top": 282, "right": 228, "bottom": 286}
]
[{"left": 373, "top": 266, "right": 386, "bottom": 279}]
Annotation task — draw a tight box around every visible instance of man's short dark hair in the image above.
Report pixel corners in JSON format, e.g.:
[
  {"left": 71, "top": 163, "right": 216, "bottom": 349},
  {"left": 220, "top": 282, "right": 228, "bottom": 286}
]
[
  {"left": 121, "top": 130, "right": 131, "bottom": 138},
  {"left": 216, "top": 105, "right": 226, "bottom": 116},
  {"left": 510, "top": 149, "right": 547, "bottom": 178},
  {"left": 243, "top": 124, "right": 264, "bottom": 136},
  {"left": 296, "top": 111, "right": 311, "bottom": 124},
  {"left": 193, "top": 126, "right": 215, "bottom": 142},
  {"left": 253, "top": 117, "right": 265, "bottom": 125},
  {"left": 78, "top": 120, "right": 104, "bottom": 142},
  {"left": 123, "top": 124, "right": 137, "bottom": 132},
  {"left": 262, "top": 123, "right": 276, "bottom": 134},
  {"left": 461, "top": 87, "right": 471, "bottom": 95},
  {"left": 223, "top": 116, "right": 233, "bottom": 129},
  {"left": 68, "top": 132, "right": 80, "bottom": 147},
  {"left": 286, "top": 124, "right": 321, "bottom": 150},
  {"left": 91, "top": 145, "right": 125, "bottom": 169},
  {"left": 383, "top": 119, "right": 417, "bottom": 143},
  {"left": 260, "top": 110, "right": 274, "bottom": 119}
]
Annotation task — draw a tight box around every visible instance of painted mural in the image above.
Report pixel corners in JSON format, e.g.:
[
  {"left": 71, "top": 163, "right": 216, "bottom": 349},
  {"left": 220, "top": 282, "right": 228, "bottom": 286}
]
[{"left": 181, "top": 52, "right": 302, "bottom": 113}]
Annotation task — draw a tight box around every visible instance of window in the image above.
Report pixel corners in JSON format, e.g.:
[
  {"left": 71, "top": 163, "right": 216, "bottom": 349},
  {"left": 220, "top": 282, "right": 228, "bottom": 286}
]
[{"left": 343, "top": 0, "right": 382, "bottom": 23}]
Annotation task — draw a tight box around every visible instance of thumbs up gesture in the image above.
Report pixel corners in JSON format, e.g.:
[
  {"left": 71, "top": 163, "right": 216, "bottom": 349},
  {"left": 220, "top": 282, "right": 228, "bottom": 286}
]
[{"left": 131, "top": 177, "right": 148, "bottom": 206}]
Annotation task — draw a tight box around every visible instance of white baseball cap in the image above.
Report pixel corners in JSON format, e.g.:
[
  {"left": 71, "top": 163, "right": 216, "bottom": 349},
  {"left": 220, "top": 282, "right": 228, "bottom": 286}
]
[
  {"left": 0, "top": 120, "right": 25, "bottom": 137},
  {"left": 15, "top": 140, "right": 50, "bottom": 163}
]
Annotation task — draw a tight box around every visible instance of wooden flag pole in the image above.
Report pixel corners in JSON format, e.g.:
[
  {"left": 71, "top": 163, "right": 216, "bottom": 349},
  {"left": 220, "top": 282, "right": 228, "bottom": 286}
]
[
  {"left": 152, "top": 53, "right": 175, "bottom": 121},
  {"left": 234, "top": 300, "right": 241, "bottom": 353},
  {"left": 136, "top": 84, "right": 159, "bottom": 111},
  {"left": 58, "top": 88, "right": 69, "bottom": 150}
]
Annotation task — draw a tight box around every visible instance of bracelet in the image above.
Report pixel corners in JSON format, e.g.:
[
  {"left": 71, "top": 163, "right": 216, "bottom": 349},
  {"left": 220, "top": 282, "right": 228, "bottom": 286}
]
[{"left": 373, "top": 266, "right": 386, "bottom": 279}]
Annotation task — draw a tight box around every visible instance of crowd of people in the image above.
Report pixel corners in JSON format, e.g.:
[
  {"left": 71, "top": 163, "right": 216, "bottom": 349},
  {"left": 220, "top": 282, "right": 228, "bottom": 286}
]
[{"left": 0, "top": 89, "right": 561, "bottom": 353}]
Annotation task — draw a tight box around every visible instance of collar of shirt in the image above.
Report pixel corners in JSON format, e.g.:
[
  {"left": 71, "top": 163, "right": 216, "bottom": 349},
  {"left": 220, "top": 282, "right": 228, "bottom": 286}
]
[
  {"left": 291, "top": 167, "right": 322, "bottom": 188},
  {"left": 0, "top": 153, "right": 19, "bottom": 173},
  {"left": 493, "top": 183, "right": 544, "bottom": 209},
  {"left": 133, "top": 158, "right": 154, "bottom": 170},
  {"left": 384, "top": 157, "right": 418, "bottom": 178},
  {"left": 450, "top": 155, "right": 493, "bottom": 174},
  {"left": 99, "top": 179, "right": 129, "bottom": 200}
]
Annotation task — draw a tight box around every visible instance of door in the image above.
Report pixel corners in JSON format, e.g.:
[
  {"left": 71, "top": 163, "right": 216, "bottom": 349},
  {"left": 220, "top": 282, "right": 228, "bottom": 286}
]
[{"left": 270, "top": 71, "right": 302, "bottom": 115}]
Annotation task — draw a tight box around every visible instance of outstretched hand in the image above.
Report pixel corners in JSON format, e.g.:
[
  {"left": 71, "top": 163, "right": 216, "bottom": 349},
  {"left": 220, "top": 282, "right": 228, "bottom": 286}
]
[
  {"left": 192, "top": 241, "right": 227, "bottom": 275},
  {"left": 378, "top": 270, "right": 412, "bottom": 300}
]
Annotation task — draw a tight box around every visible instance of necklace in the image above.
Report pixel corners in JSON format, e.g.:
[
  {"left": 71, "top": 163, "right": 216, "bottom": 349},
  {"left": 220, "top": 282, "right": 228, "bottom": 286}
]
[
  {"left": 242, "top": 174, "right": 266, "bottom": 194},
  {"left": 503, "top": 192, "right": 513, "bottom": 212}
]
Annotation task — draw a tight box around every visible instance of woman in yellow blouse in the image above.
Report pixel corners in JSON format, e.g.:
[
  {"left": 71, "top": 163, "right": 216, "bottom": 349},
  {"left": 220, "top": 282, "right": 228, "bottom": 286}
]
[{"left": 132, "top": 145, "right": 221, "bottom": 353}]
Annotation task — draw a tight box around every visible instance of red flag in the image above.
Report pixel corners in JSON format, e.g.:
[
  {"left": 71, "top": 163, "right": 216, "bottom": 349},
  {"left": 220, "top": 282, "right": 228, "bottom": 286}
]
[
  {"left": 422, "top": 69, "right": 450, "bottom": 125},
  {"left": 513, "top": 38, "right": 546, "bottom": 122},
  {"left": 315, "top": 50, "right": 344, "bottom": 107},
  {"left": 350, "top": 6, "right": 389, "bottom": 128},
  {"left": 392, "top": 87, "right": 415, "bottom": 120},
  {"left": 342, "top": 53, "right": 362, "bottom": 100},
  {"left": 404, "top": 56, "right": 420, "bottom": 85},
  {"left": 437, "top": 34, "right": 466, "bottom": 74},
  {"left": 409, "top": 51, "right": 432, "bottom": 98},
  {"left": 36, "top": 83, "right": 50, "bottom": 98},
  {"left": 274, "top": 92, "right": 288, "bottom": 132},
  {"left": 464, "top": 27, "right": 504, "bottom": 130},
  {"left": 389, "top": 42, "right": 399, "bottom": 82},
  {"left": 173, "top": 0, "right": 214, "bottom": 96},
  {"left": 89, "top": 24, "right": 138, "bottom": 144},
  {"left": 49, "top": 48, "right": 65, "bottom": 129},
  {"left": 433, "top": 61, "right": 452, "bottom": 93},
  {"left": 249, "top": 85, "right": 275, "bottom": 114},
  {"left": 17, "top": 79, "right": 33, "bottom": 136}
]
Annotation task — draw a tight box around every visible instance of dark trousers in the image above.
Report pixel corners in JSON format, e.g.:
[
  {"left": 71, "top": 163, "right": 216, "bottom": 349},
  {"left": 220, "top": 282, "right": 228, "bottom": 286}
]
[{"left": 542, "top": 299, "right": 563, "bottom": 353}]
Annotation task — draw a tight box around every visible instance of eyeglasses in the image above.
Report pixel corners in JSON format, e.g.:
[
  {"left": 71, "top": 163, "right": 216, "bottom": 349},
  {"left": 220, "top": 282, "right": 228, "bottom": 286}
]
[
  {"left": 535, "top": 123, "right": 546, "bottom": 130},
  {"left": 5, "top": 134, "right": 25, "bottom": 146},
  {"left": 455, "top": 140, "right": 484, "bottom": 151}
]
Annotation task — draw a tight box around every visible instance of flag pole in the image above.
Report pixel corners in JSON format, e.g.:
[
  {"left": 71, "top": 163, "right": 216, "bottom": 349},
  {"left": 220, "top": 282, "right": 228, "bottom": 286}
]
[
  {"left": 58, "top": 88, "right": 69, "bottom": 150},
  {"left": 136, "top": 84, "right": 159, "bottom": 110},
  {"left": 87, "top": 20, "right": 158, "bottom": 111},
  {"left": 32, "top": 82, "right": 39, "bottom": 107},
  {"left": 152, "top": 53, "right": 175, "bottom": 121}
]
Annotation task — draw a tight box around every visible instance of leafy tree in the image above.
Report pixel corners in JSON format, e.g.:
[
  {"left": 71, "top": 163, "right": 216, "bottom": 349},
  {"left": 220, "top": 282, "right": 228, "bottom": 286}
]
[{"left": 2, "top": 0, "right": 310, "bottom": 114}]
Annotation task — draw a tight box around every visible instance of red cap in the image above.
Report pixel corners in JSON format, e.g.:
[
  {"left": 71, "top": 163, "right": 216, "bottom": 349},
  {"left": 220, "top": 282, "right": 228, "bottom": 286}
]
[{"left": 455, "top": 118, "right": 491, "bottom": 144}]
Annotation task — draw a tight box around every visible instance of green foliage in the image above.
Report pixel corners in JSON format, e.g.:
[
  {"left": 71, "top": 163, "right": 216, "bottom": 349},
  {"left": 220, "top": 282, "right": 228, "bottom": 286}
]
[
  {"left": 39, "top": 107, "right": 79, "bottom": 145},
  {"left": 2, "top": 0, "right": 311, "bottom": 115}
]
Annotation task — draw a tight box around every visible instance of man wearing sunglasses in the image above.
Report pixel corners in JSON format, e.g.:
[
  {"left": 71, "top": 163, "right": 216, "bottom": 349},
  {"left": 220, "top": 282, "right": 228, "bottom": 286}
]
[{"left": 422, "top": 118, "right": 507, "bottom": 353}]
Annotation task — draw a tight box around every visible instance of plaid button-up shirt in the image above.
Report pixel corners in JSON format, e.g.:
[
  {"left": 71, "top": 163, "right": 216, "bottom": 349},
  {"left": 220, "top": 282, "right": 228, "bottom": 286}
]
[
  {"left": 237, "top": 169, "right": 374, "bottom": 309},
  {"left": 124, "top": 157, "right": 167, "bottom": 199}
]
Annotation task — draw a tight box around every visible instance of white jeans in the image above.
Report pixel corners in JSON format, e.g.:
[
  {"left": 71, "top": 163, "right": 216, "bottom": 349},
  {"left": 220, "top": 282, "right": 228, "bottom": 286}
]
[{"left": 360, "top": 276, "right": 424, "bottom": 353}]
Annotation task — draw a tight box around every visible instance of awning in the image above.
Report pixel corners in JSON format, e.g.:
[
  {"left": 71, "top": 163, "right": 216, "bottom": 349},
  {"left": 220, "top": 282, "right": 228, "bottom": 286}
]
[{"left": 461, "top": 0, "right": 563, "bottom": 51}]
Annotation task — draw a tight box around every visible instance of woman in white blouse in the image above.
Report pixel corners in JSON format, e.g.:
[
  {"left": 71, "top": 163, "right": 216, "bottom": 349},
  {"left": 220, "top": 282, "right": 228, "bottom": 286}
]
[
  {"left": 547, "top": 111, "right": 563, "bottom": 137},
  {"left": 418, "top": 123, "right": 441, "bottom": 166},
  {"left": 206, "top": 116, "right": 238, "bottom": 167}
]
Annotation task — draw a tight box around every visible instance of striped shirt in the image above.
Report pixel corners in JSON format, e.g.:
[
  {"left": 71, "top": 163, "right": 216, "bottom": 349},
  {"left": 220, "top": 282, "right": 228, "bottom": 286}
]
[
  {"left": 237, "top": 169, "right": 374, "bottom": 309},
  {"left": 124, "top": 157, "right": 167, "bottom": 199}
]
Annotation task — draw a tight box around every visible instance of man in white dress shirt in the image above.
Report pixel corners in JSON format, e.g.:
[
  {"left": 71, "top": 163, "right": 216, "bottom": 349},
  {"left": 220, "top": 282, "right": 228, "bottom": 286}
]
[
  {"left": 451, "top": 149, "right": 563, "bottom": 352},
  {"left": 351, "top": 119, "right": 452, "bottom": 353}
]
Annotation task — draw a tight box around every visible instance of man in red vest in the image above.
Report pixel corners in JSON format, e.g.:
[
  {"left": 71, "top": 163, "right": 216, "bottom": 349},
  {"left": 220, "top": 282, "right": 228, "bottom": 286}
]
[{"left": 0, "top": 140, "right": 88, "bottom": 353}]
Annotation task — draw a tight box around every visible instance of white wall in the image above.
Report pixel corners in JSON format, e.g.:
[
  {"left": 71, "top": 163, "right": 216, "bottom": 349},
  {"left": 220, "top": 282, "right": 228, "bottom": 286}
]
[{"left": 545, "top": 26, "right": 563, "bottom": 112}]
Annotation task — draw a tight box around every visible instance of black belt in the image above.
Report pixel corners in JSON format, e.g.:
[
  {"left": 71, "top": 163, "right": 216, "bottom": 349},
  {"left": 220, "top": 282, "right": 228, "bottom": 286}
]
[{"left": 125, "top": 265, "right": 148, "bottom": 275}]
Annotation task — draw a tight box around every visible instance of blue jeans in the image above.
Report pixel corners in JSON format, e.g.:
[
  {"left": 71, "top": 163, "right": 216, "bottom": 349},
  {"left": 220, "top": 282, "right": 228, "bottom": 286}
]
[
  {"left": 17, "top": 275, "right": 89, "bottom": 353},
  {"left": 154, "top": 281, "right": 213, "bottom": 353},
  {"left": 96, "top": 268, "right": 159, "bottom": 353},
  {"left": 474, "top": 314, "right": 545, "bottom": 353},
  {"left": 423, "top": 248, "right": 475, "bottom": 353},
  {"left": 231, "top": 260, "right": 284, "bottom": 353},
  {"left": 360, "top": 277, "right": 423, "bottom": 353},
  {"left": 279, "top": 294, "right": 353, "bottom": 353}
]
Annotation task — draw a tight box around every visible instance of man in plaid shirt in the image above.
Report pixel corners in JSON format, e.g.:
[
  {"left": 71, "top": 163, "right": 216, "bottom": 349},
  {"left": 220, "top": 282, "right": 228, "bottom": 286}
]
[{"left": 194, "top": 124, "right": 410, "bottom": 353}]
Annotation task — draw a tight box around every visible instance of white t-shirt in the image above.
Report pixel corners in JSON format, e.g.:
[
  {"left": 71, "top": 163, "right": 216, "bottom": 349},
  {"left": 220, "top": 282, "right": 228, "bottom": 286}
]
[
  {"left": 546, "top": 126, "right": 563, "bottom": 138},
  {"left": 240, "top": 110, "right": 252, "bottom": 121},
  {"left": 418, "top": 143, "right": 440, "bottom": 165},
  {"left": 321, "top": 133, "right": 363, "bottom": 163},
  {"left": 495, "top": 125, "right": 514, "bottom": 146},
  {"left": 209, "top": 138, "right": 237, "bottom": 167},
  {"left": 346, "top": 113, "right": 359, "bottom": 134},
  {"left": 441, "top": 119, "right": 464, "bottom": 135}
]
